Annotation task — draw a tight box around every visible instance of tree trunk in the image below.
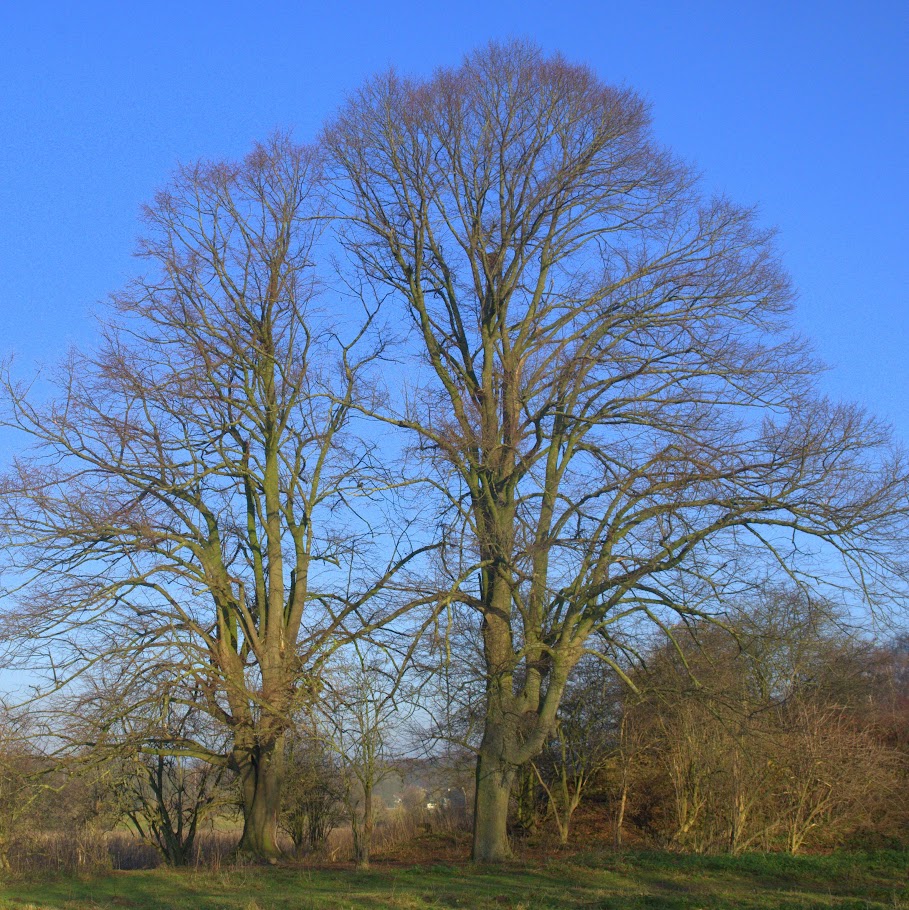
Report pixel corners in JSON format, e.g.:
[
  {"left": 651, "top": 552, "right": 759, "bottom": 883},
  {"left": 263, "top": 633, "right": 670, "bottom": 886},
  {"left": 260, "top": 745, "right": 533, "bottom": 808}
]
[
  {"left": 471, "top": 749, "right": 515, "bottom": 862},
  {"left": 354, "top": 781, "right": 373, "bottom": 869},
  {"left": 613, "top": 781, "right": 627, "bottom": 850},
  {"left": 236, "top": 736, "right": 284, "bottom": 861},
  {"left": 514, "top": 764, "right": 539, "bottom": 837}
]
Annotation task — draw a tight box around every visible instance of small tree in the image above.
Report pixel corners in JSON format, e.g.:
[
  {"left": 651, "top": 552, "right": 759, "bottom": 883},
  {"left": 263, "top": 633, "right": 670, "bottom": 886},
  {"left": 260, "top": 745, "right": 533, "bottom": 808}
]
[
  {"left": 0, "top": 704, "right": 44, "bottom": 871},
  {"left": 67, "top": 675, "right": 231, "bottom": 866},
  {"left": 280, "top": 732, "right": 343, "bottom": 856},
  {"left": 119, "top": 751, "right": 226, "bottom": 866},
  {"left": 615, "top": 592, "right": 902, "bottom": 853},
  {"left": 611, "top": 693, "right": 653, "bottom": 849},
  {"left": 318, "top": 646, "right": 405, "bottom": 869},
  {"left": 532, "top": 660, "right": 620, "bottom": 844},
  {"left": 775, "top": 701, "right": 897, "bottom": 854}
]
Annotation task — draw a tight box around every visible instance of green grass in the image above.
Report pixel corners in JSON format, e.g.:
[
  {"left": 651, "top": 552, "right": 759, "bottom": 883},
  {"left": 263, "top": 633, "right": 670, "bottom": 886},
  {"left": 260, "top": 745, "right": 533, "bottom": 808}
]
[{"left": 2, "top": 850, "right": 908, "bottom": 909}]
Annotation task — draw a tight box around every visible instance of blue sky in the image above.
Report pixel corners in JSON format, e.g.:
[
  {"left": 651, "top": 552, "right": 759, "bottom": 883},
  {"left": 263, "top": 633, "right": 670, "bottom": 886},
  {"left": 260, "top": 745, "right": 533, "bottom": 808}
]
[{"left": 1, "top": 0, "right": 907, "bottom": 441}]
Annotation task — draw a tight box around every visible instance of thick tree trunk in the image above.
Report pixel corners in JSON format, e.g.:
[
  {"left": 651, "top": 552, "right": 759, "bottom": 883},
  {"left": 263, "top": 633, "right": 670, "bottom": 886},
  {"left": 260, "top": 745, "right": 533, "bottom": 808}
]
[
  {"left": 236, "top": 736, "right": 284, "bottom": 861},
  {"left": 471, "top": 749, "right": 515, "bottom": 862}
]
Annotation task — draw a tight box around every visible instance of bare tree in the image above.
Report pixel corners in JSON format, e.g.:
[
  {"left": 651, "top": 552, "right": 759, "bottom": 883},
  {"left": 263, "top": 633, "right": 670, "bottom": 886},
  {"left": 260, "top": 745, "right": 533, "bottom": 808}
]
[
  {"left": 317, "top": 645, "right": 404, "bottom": 869},
  {"left": 0, "top": 702, "right": 45, "bottom": 871},
  {"left": 119, "top": 752, "right": 227, "bottom": 866},
  {"left": 774, "top": 702, "right": 894, "bottom": 854},
  {"left": 611, "top": 592, "right": 902, "bottom": 853},
  {"left": 325, "top": 41, "right": 909, "bottom": 860},
  {"left": 532, "top": 659, "right": 620, "bottom": 844},
  {"left": 70, "top": 676, "right": 230, "bottom": 866},
  {"left": 0, "top": 135, "right": 412, "bottom": 860},
  {"left": 280, "top": 729, "right": 343, "bottom": 856},
  {"left": 611, "top": 691, "right": 652, "bottom": 850}
]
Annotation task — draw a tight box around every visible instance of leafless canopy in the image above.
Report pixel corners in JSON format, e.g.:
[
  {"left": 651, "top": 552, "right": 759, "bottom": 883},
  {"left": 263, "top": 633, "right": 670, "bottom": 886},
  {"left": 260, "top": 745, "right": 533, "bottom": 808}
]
[
  {"left": 325, "top": 41, "right": 909, "bottom": 859},
  {"left": 0, "top": 134, "right": 410, "bottom": 858},
  {"left": 0, "top": 42, "right": 906, "bottom": 865}
]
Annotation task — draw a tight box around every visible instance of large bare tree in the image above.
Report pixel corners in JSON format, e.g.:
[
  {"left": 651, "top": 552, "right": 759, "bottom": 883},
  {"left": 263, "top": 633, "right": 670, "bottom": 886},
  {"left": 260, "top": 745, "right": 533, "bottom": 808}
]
[
  {"left": 0, "top": 135, "right": 411, "bottom": 860},
  {"left": 325, "top": 42, "right": 909, "bottom": 860}
]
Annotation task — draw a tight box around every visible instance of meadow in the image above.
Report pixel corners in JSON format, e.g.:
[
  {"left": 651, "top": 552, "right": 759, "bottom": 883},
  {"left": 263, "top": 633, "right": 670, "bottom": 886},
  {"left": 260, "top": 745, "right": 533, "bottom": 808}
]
[{"left": 2, "top": 850, "right": 908, "bottom": 910}]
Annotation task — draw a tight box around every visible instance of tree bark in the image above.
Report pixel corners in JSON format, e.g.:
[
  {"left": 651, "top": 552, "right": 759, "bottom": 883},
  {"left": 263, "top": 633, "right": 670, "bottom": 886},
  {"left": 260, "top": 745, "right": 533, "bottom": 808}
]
[
  {"left": 614, "top": 783, "right": 627, "bottom": 850},
  {"left": 236, "top": 736, "right": 284, "bottom": 861},
  {"left": 353, "top": 780, "right": 373, "bottom": 869},
  {"left": 471, "top": 748, "right": 515, "bottom": 862}
]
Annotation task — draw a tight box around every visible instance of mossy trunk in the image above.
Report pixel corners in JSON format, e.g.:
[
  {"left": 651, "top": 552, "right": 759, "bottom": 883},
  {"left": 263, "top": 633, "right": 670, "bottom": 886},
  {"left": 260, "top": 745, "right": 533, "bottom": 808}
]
[
  {"left": 471, "top": 747, "right": 515, "bottom": 862},
  {"left": 236, "top": 736, "right": 284, "bottom": 861}
]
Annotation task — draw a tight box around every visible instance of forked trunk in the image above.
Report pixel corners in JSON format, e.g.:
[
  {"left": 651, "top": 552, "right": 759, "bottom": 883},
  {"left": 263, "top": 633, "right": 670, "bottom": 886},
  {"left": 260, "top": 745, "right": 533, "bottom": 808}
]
[
  {"left": 236, "top": 736, "right": 284, "bottom": 861},
  {"left": 471, "top": 749, "right": 515, "bottom": 862}
]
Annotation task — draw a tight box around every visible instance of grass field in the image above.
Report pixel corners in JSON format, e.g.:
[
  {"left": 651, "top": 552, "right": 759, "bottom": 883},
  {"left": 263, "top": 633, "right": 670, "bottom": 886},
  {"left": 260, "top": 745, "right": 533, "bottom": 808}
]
[{"left": 2, "top": 850, "right": 908, "bottom": 910}]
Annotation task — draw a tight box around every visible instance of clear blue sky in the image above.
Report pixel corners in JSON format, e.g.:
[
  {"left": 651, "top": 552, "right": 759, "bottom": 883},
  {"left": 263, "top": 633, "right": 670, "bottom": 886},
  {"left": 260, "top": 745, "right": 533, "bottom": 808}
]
[{"left": 1, "top": 0, "right": 907, "bottom": 437}]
